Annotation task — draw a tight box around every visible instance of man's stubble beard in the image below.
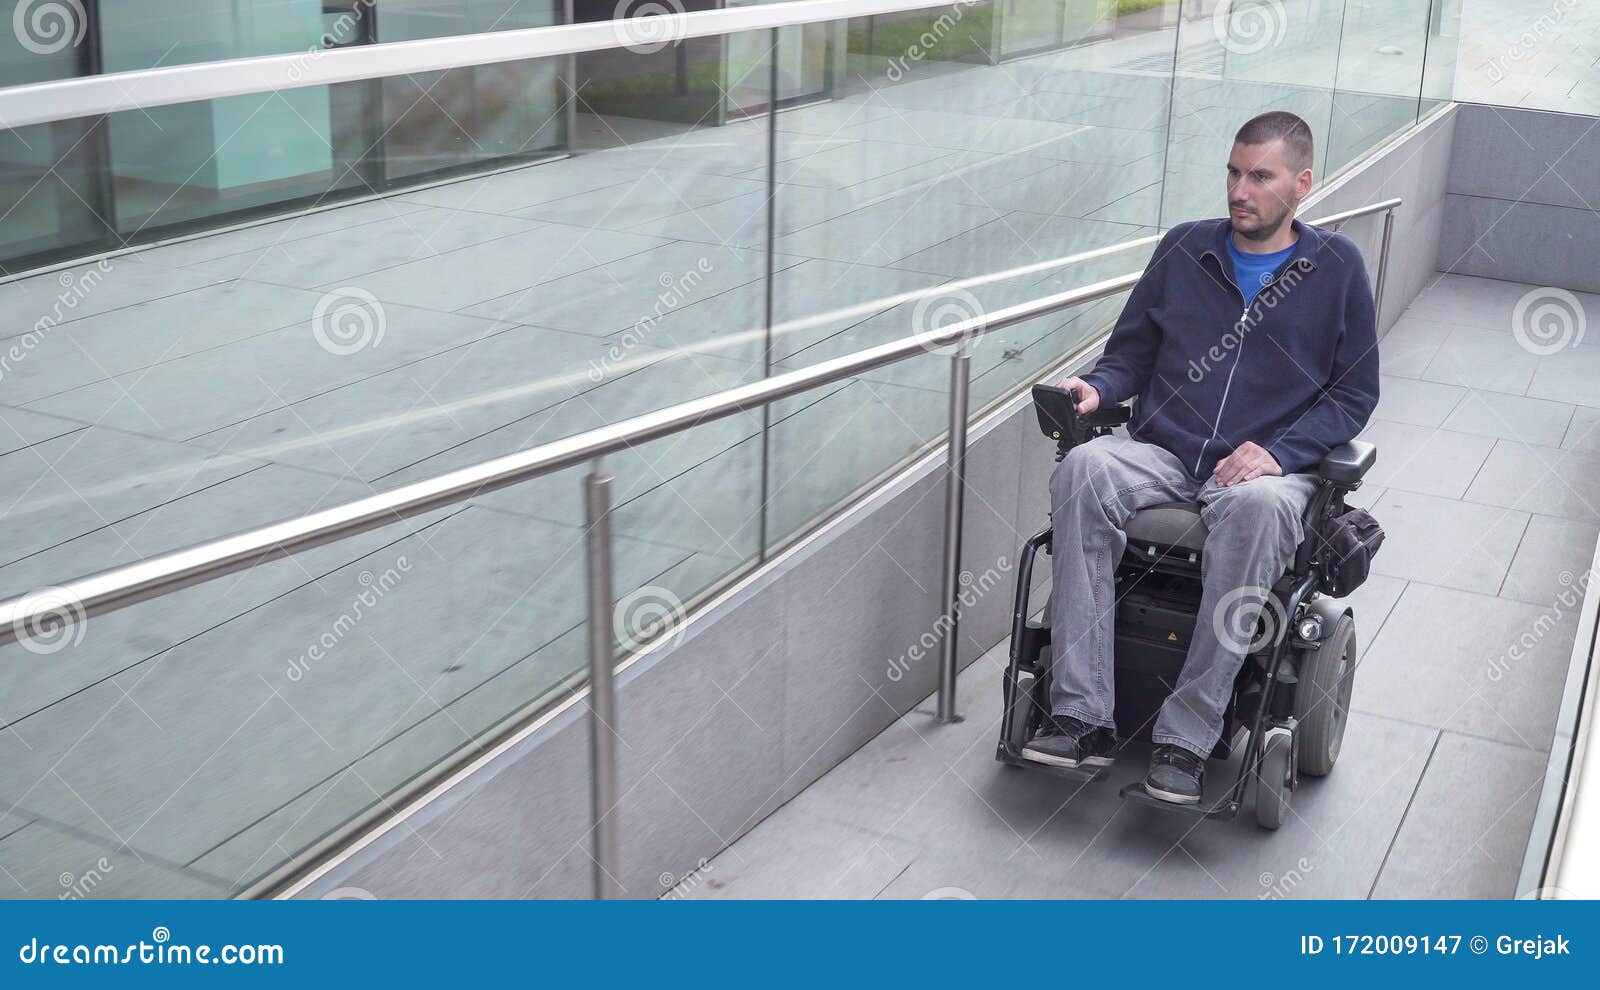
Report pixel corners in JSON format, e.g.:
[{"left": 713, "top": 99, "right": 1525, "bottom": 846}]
[{"left": 1231, "top": 200, "right": 1297, "bottom": 243}]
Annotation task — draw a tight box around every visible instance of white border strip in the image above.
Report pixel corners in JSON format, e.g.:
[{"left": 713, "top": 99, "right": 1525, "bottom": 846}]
[{"left": 0, "top": 0, "right": 960, "bottom": 129}]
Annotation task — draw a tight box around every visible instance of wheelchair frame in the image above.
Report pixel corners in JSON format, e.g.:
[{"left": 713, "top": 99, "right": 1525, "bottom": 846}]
[{"left": 995, "top": 386, "right": 1372, "bottom": 827}]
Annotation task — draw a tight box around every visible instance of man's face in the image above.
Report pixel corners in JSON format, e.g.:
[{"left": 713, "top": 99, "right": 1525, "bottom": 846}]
[{"left": 1226, "top": 139, "right": 1310, "bottom": 240}]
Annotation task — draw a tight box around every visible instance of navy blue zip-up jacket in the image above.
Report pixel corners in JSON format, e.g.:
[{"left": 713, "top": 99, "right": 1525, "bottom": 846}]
[{"left": 1079, "top": 217, "right": 1379, "bottom": 479}]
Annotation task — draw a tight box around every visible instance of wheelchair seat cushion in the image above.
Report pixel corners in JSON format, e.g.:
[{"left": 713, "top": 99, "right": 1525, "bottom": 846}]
[{"left": 1124, "top": 501, "right": 1208, "bottom": 552}]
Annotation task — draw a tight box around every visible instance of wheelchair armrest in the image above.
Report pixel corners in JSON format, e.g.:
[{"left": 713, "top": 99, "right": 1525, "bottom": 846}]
[
  {"left": 1318, "top": 440, "right": 1376, "bottom": 486},
  {"left": 1080, "top": 403, "right": 1132, "bottom": 430}
]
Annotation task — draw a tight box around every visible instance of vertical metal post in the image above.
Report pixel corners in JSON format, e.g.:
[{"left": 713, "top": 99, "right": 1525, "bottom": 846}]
[
  {"left": 936, "top": 342, "right": 972, "bottom": 724},
  {"left": 1373, "top": 208, "right": 1397, "bottom": 330},
  {"left": 584, "top": 458, "right": 622, "bottom": 899},
  {"left": 561, "top": 0, "right": 577, "bottom": 156}
]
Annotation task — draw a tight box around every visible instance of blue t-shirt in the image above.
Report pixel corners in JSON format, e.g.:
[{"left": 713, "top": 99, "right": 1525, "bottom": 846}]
[{"left": 1227, "top": 237, "right": 1296, "bottom": 306}]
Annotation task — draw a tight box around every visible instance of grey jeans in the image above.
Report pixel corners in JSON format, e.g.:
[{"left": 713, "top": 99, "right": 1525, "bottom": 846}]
[{"left": 1047, "top": 434, "right": 1320, "bottom": 758}]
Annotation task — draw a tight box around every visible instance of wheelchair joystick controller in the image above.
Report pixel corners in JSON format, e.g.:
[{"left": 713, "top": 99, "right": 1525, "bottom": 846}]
[{"left": 1030, "top": 382, "right": 1132, "bottom": 461}]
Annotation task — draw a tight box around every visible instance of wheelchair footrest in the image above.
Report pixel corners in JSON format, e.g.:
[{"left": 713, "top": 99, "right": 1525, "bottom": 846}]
[
  {"left": 1117, "top": 781, "right": 1239, "bottom": 821},
  {"left": 997, "top": 748, "right": 1110, "bottom": 784}
]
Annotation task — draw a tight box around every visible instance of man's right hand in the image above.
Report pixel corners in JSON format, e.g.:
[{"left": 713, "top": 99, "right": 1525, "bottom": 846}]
[{"left": 1055, "top": 376, "right": 1101, "bottom": 415}]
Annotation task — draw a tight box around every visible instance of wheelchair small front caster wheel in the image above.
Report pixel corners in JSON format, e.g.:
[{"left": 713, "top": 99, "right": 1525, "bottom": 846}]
[{"left": 1255, "top": 726, "right": 1294, "bottom": 830}]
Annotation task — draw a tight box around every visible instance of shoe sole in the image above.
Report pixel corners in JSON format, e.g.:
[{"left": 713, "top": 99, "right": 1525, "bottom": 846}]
[
  {"left": 1020, "top": 745, "right": 1113, "bottom": 769},
  {"left": 1143, "top": 781, "right": 1202, "bottom": 805}
]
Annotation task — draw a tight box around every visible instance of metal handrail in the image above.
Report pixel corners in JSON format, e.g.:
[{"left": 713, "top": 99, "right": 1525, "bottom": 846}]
[
  {"left": 0, "top": 272, "right": 1133, "bottom": 642},
  {"left": 0, "top": 197, "right": 1401, "bottom": 898},
  {"left": 0, "top": 0, "right": 960, "bottom": 129}
]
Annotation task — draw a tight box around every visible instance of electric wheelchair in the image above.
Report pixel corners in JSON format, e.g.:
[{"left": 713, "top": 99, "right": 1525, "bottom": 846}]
[{"left": 995, "top": 385, "right": 1379, "bottom": 829}]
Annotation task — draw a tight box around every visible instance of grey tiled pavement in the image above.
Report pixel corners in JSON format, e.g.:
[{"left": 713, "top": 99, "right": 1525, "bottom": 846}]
[
  {"left": 675, "top": 273, "right": 1600, "bottom": 900},
  {"left": 0, "top": 15, "right": 1520, "bottom": 897}
]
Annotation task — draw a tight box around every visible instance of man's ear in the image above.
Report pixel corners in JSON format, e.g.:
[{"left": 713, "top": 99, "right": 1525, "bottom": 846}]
[{"left": 1297, "top": 167, "right": 1314, "bottom": 200}]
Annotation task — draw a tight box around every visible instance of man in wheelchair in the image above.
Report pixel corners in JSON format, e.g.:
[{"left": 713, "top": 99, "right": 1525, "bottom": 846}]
[{"left": 1021, "top": 112, "right": 1379, "bottom": 805}]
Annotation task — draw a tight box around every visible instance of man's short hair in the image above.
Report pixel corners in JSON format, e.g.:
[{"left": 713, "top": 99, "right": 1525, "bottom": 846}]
[{"left": 1234, "top": 111, "right": 1314, "bottom": 173}]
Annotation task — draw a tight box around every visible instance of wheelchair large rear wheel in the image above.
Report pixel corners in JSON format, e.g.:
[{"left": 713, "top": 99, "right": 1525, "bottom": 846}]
[{"left": 1294, "top": 612, "right": 1357, "bottom": 777}]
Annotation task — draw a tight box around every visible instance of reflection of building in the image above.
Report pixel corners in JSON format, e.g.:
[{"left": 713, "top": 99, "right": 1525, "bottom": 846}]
[
  {"left": 0, "top": 1, "right": 1154, "bottom": 272},
  {"left": 2, "top": 1, "right": 570, "bottom": 272}
]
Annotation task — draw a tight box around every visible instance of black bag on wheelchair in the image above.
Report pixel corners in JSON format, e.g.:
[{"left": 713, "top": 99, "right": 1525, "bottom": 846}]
[{"left": 1315, "top": 506, "right": 1385, "bottom": 597}]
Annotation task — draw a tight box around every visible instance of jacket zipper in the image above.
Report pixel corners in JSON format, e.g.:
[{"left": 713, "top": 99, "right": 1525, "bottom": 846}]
[
  {"left": 1195, "top": 252, "right": 1292, "bottom": 477},
  {"left": 1196, "top": 300, "right": 1249, "bottom": 476}
]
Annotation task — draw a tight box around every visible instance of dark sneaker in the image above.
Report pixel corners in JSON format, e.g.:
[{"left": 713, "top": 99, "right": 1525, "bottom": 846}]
[
  {"left": 1020, "top": 713, "right": 1116, "bottom": 768},
  {"left": 1144, "top": 744, "right": 1205, "bottom": 804}
]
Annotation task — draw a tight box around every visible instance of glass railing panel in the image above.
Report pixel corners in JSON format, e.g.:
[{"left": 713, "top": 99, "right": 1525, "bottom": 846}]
[
  {"left": 0, "top": 25, "right": 774, "bottom": 895},
  {"left": 0, "top": 1, "right": 570, "bottom": 269},
  {"left": 1, "top": 2, "right": 106, "bottom": 271},
  {"left": 1325, "top": 0, "right": 1431, "bottom": 175},
  {"left": 759, "top": 2, "right": 1178, "bottom": 552},
  {"left": 1419, "top": 0, "right": 1463, "bottom": 116}
]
